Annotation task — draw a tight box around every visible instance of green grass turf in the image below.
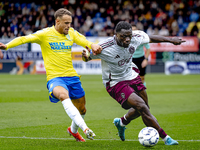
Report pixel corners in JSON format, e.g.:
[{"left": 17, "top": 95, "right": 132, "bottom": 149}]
[{"left": 0, "top": 74, "right": 200, "bottom": 150}]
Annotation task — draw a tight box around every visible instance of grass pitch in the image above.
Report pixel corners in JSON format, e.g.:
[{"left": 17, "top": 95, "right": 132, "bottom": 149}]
[{"left": 0, "top": 74, "right": 200, "bottom": 150}]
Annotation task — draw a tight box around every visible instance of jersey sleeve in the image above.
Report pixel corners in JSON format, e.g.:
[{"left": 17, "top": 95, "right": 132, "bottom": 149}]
[
  {"left": 132, "top": 30, "right": 150, "bottom": 45},
  {"left": 90, "top": 52, "right": 100, "bottom": 59},
  {"left": 144, "top": 43, "right": 150, "bottom": 49},
  {"left": 5, "top": 30, "right": 43, "bottom": 50},
  {"left": 72, "top": 29, "right": 93, "bottom": 49},
  {"left": 141, "top": 31, "right": 150, "bottom": 45}
]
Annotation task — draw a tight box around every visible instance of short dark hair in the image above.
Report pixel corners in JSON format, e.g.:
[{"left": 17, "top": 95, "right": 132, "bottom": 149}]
[
  {"left": 131, "top": 23, "right": 136, "bottom": 28},
  {"left": 115, "top": 21, "right": 132, "bottom": 33},
  {"left": 54, "top": 8, "right": 72, "bottom": 19}
]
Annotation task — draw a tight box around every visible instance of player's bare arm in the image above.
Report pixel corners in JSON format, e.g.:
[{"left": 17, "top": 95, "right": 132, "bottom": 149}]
[
  {"left": 91, "top": 44, "right": 102, "bottom": 55},
  {"left": 0, "top": 50, "right": 3, "bottom": 59},
  {"left": 141, "top": 47, "right": 150, "bottom": 68},
  {"left": 149, "top": 35, "right": 186, "bottom": 45},
  {"left": 0, "top": 42, "right": 7, "bottom": 50},
  {"left": 0, "top": 43, "right": 7, "bottom": 59}
]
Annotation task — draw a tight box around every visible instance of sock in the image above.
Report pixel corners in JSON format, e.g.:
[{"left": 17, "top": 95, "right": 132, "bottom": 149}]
[
  {"left": 158, "top": 128, "right": 167, "bottom": 139},
  {"left": 62, "top": 98, "right": 88, "bottom": 132},
  {"left": 163, "top": 135, "right": 170, "bottom": 142},
  {"left": 120, "top": 115, "right": 130, "bottom": 126},
  {"left": 71, "top": 115, "right": 85, "bottom": 133}
]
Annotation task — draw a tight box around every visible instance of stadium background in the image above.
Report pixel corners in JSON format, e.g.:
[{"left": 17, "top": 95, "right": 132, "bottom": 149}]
[
  {"left": 0, "top": 1, "right": 200, "bottom": 149},
  {"left": 0, "top": 0, "right": 200, "bottom": 74}
]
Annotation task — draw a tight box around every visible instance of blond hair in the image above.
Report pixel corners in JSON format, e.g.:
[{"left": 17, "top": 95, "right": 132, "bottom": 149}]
[{"left": 54, "top": 8, "right": 72, "bottom": 19}]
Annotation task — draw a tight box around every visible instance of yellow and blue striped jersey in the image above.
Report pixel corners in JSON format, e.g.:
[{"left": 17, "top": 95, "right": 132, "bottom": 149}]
[{"left": 5, "top": 26, "right": 93, "bottom": 81}]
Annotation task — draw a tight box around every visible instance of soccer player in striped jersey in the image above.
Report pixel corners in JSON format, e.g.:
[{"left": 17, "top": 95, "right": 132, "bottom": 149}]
[
  {"left": 0, "top": 8, "right": 102, "bottom": 142},
  {"left": 82, "top": 21, "right": 185, "bottom": 145}
]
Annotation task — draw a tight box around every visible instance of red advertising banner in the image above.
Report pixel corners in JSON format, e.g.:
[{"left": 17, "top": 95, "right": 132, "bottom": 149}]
[{"left": 149, "top": 37, "right": 199, "bottom": 52}]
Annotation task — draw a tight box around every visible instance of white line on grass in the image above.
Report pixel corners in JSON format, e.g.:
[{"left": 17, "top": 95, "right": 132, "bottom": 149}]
[
  {"left": 0, "top": 136, "right": 199, "bottom": 142},
  {"left": 0, "top": 89, "right": 44, "bottom": 92}
]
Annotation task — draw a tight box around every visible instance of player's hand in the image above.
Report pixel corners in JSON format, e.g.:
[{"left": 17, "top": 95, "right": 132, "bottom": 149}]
[
  {"left": 171, "top": 37, "right": 186, "bottom": 45},
  {"left": 141, "top": 59, "right": 148, "bottom": 68},
  {"left": 91, "top": 44, "right": 102, "bottom": 55},
  {"left": 82, "top": 46, "right": 91, "bottom": 62},
  {"left": 0, "top": 50, "right": 3, "bottom": 59},
  {"left": 0, "top": 42, "right": 7, "bottom": 50}
]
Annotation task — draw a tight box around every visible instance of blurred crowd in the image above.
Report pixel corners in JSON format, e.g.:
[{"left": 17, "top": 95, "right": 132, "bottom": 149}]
[{"left": 0, "top": 0, "right": 200, "bottom": 38}]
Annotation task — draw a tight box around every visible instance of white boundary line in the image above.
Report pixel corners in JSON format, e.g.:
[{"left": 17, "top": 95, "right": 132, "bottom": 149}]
[{"left": 0, "top": 136, "right": 200, "bottom": 142}]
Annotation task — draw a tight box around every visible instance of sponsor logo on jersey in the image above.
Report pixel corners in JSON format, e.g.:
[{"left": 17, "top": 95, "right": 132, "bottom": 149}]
[
  {"left": 49, "top": 42, "right": 72, "bottom": 52},
  {"left": 118, "top": 55, "right": 132, "bottom": 66}
]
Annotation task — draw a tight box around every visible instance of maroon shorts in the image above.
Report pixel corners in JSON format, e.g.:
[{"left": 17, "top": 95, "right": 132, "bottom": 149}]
[{"left": 106, "top": 75, "right": 146, "bottom": 109}]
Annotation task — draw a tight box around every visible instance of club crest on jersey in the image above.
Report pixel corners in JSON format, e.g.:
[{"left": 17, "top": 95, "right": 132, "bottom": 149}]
[
  {"left": 129, "top": 46, "right": 135, "bottom": 54},
  {"left": 121, "top": 93, "right": 125, "bottom": 99}
]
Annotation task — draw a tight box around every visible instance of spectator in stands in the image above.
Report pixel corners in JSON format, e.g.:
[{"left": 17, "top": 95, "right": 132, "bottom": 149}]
[
  {"left": 21, "top": 16, "right": 27, "bottom": 27},
  {"left": 40, "top": 14, "right": 47, "bottom": 28},
  {"left": 146, "top": 26, "right": 154, "bottom": 35},
  {"left": 190, "top": 22, "right": 199, "bottom": 37},
  {"left": 10, "top": 20, "right": 18, "bottom": 33},
  {"left": 85, "top": 16, "right": 93, "bottom": 29},
  {"left": 159, "top": 26, "right": 170, "bottom": 36},
  {"left": 0, "top": 0, "right": 199, "bottom": 37},
  {"left": 0, "top": 5, "right": 5, "bottom": 16},
  {"left": 22, "top": 6, "right": 30, "bottom": 16},
  {"left": 47, "top": 16, "right": 54, "bottom": 27},
  {"left": 0, "top": 26, "right": 5, "bottom": 38},
  {"left": 189, "top": 10, "right": 199, "bottom": 22},
  {"left": 2, "top": 32, "right": 8, "bottom": 39},
  {"left": 14, "top": 27, "right": 18, "bottom": 37}
]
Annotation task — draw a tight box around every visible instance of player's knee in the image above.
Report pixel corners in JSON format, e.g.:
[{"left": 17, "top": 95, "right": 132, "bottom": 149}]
[
  {"left": 136, "top": 103, "right": 148, "bottom": 114},
  {"left": 58, "top": 93, "right": 69, "bottom": 101}
]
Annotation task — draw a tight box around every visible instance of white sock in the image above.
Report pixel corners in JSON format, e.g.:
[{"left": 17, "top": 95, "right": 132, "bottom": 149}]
[
  {"left": 163, "top": 135, "right": 170, "bottom": 142},
  {"left": 120, "top": 116, "right": 126, "bottom": 127},
  {"left": 71, "top": 115, "right": 85, "bottom": 133},
  {"left": 62, "top": 98, "right": 88, "bottom": 132}
]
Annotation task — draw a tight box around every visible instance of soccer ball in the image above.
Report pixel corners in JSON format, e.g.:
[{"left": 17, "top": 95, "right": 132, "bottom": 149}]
[{"left": 138, "top": 127, "right": 159, "bottom": 147}]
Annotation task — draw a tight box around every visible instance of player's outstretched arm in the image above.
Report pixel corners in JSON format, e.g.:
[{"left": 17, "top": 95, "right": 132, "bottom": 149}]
[
  {"left": 82, "top": 46, "right": 92, "bottom": 62},
  {"left": 0, "top": 42, "right": 7, "bottom": 50},
  {"left": 0, "top": 50, "right": 3, "bottom": 59},
  {"left": 149, "top": 35, "right": 186, "bottom": 45},
  {"left": 0, "top": 43, "right": 7, "bottom": 59}
]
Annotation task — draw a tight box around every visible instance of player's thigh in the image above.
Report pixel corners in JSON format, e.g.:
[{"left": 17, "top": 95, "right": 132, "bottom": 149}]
[
  {"left": 126, "top": 92, "right": 147, "bottom": 110},
  {"left": 53, "top": 86, "right": 69, "bottom": 100},
  {"left": 47, "top": 77, "right": 70, "bottom": 102},
  {"left": 138, "top": 90, "right": 149, "bottom": 108}
]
